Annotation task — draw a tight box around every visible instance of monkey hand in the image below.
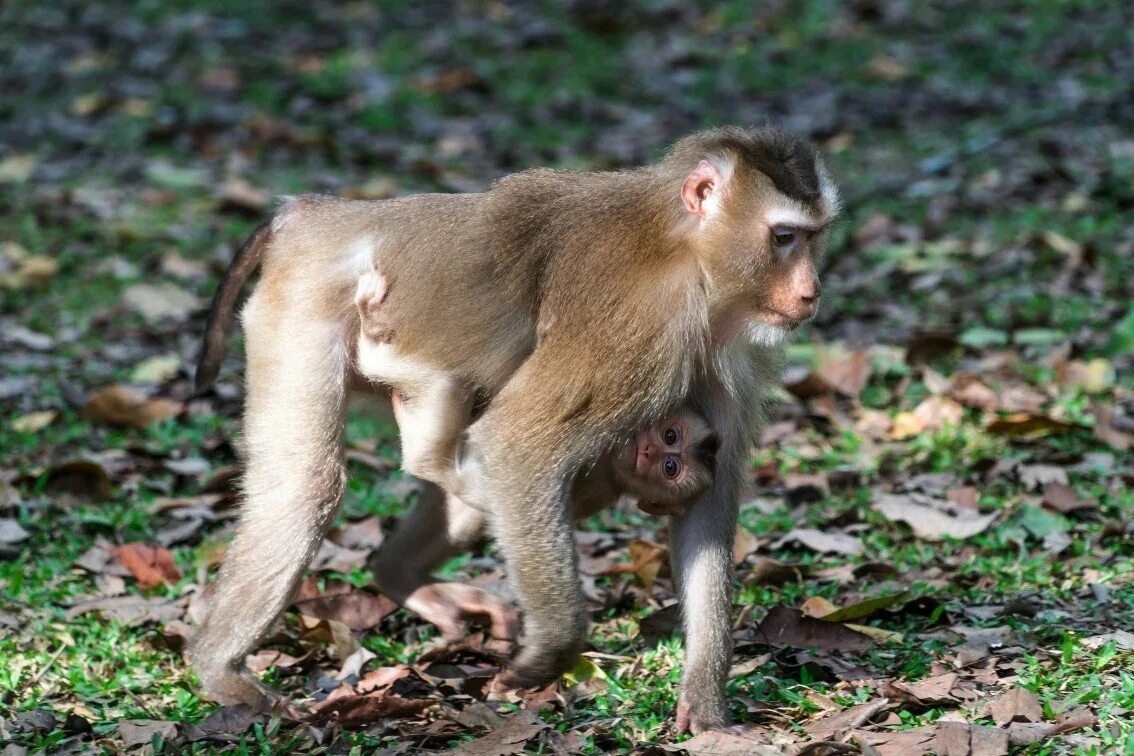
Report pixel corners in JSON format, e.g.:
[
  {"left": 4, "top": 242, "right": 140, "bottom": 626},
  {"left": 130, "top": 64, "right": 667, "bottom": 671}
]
[{"left": 637, "top": 499, "right": 687, "bottom": 517}]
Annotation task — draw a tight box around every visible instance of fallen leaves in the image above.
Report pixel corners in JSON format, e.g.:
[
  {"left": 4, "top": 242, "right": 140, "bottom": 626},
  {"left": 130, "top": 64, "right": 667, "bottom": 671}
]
[
  {"left": 754, "top": 606, "right": 875, "bottom": 652},
  {"left": 111, "top": 543, "right": 181, "bottom": 589},
  {"left": 86, "top": 385, "right": 183, "bottom": 427},
  {"left": 293, "top": 589, "right": 398, "bottom": 631},
  {"left": 307, "top": 688, "right": 430, "bottom": 728},
  {"left": 772, "top": 528, "right": 864, "bottom": 557},
  {"left": 891, "top": 396, "right": 964, "bottom": 439},
  {"left": 122, "top": 282, "right": 203, "bottom": 323},
  {"left": 983, "top": 687, "right": 1043, "bottom": 726},
  {"left": 873, "top": 494, "right": 998, "bottom": 541}
]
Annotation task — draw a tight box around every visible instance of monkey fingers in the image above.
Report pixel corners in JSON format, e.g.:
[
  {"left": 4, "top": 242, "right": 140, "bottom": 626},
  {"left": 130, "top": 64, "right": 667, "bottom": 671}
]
[
  {"left": 403, "top": 583, "right": 519, "bottom": 643},
  {"left": 354, "top": 270, "right": 395, "bottom": 342}
]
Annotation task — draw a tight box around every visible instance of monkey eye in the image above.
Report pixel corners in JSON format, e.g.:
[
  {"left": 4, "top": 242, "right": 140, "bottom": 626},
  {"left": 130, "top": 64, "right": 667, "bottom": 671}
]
[
  {"left": 663, "top": 427, "right": 680, "bottom": 446},
  {"left": 771, "top": 226, "right": 797, "bottom": 251},
  {"left": 662, "top": 457, "right": 682, "bottom": 479}
]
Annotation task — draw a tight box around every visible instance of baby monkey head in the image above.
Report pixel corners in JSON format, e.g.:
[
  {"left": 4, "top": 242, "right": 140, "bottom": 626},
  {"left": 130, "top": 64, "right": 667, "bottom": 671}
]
[{"left": 612, "top": 411, "right": 719, "bottom": 509}]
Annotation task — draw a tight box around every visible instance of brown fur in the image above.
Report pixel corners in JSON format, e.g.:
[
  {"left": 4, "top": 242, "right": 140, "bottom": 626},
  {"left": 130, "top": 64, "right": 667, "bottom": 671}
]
[{"left": 190, "top": 126, "right": 838, "bottom": 734}]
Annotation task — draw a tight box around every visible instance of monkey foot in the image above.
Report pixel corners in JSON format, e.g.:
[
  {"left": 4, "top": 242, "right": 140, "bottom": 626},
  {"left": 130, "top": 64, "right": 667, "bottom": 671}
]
[
  {"left": 403, "top": 583, "right": 519, "bottom": 644},
  {"left": 676, "top": 697, "right": 731, "bottom": 735}
]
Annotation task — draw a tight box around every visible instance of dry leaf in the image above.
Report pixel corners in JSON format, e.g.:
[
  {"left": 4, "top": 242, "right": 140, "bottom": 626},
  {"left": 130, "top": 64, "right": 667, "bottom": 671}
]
[
  {"left": 308, "top": 690, "right": 429, "bottom": 728},
  {"left": 119, "top": 720, "right": 178, "bottom": 748},
  {"left": 934, "top": 720, "right": 1009, "bottom": 756},
  {"left": 806, "top": 698, "right": 891, "bottom": 741},
  {"left": 754, "top": 606, "right": 875, "bottom": 652},
  {"left": 335, "top": 645, "right": 377, "bottom": 681},
  {"left": 873, "top": 494, "right": 997, "bottom": 541},
  {"left": 0, "top": 519, "right": 30, "bottom": 544},
  {"left": 11, "top": 410, "right": 57, "bottom": 432},
  {"left": 293, "top": 590, "right": 397, "bottom": 630},
  {"left": 1018, "top": 464, "right": 1068, "bottom": 490},
  {"left": 0, "top": 154, "right": 35, "bottom": 183},
  {"left": 986, "top": 413, "right": 1082, "bottom": 438},
  {"left": 130, "top": 354, "right": 182, "bottom": 384},
  {"left": 183, "top": 706, "right": 265, "bottom": 742},
  {"left": 67, "top": 595, "right": 184, "bottom": 624},
  {"left": 47, "top": 459, "right": 114, "bottom": 498},
  {"left": 123, "top": 282, "right": 202, "bottom": 322},
  {"left": 638, "top": 603, "right": 682, "bottom": 644},
  {"left": 328, "top": 516, "right": 384, "bottom": 550},
  {"left": 891, "top": 396, "right": 964, "bottom": 439},
  {"left": 219, "top": 176, "right": 271, "bottom": 212},
  {"left": 1092, "top": 402, "right": 1133, "bottom": 450},
  {"left": 1041, "top": 483, "right": 1095, "bottom": 515},
  {"left": 111, "top": 543, "right": 181, "bottom": 588},
  {"left": 86, "top": 385, "right": 183, "bottom": 428},
  {"left": 437, "top": 710, "right": 550, "bottom": 755},
  {"left": 852, "top": 725, "right": 937, "bottom": 756},
  {"left": 771, "top": 528, "right": 864, "bottom": 556},
  {"left": 806, "top": 592, "right": 910, "bottom": 623},
  {"left": 947, "top": 374, "right": 999, "bottom": 411},
  {"left": 816, "top": 347, "right": 872, "bottom": 397},
  {"left": 746, "top": 558, "right": 809, "bottom": 586},
  {"left": 984, "top": 687, "right": 1043, "bottom": 726},
  {"left": 309, "top": 539, "right": 369, "bottom": 573},
  {"left": 883, "top": 673, "right": 960, "bottom": 707},
  {"left": 605, "top": 540, "right": 668, "bottom": 590},
  {"left": 733, "top": 526, "right": 763, "bottom": 564},
  {"left": 661, "top": 726, "right": 784, "bottom": 755}
]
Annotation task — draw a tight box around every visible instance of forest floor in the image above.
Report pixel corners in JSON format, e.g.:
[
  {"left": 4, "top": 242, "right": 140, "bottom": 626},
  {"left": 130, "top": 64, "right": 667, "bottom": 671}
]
[{"left": 2, "top": 1, "right": 1133, "bottom": 753}]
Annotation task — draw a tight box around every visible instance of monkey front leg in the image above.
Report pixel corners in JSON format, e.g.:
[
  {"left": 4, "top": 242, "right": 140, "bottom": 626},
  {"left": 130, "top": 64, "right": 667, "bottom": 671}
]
[
  {"left": 669, "top": 462, "right": 742, "bottom": 734},
  {"left": 369, "top": 482, "right": 518, "bottom": 642},
  {"left": 462, "top": 428, "right": 589, "bottom": 686}
]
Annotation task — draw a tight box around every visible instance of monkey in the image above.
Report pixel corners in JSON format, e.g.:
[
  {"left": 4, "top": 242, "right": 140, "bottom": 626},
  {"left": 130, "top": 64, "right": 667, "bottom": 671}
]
[
  {"left": 190, "top": 126, "right": 838, "bottom": 733},
  {"left": 356, "top": 268, "right": 717, "bottom": 634},
  {"left": 353, "top": 268, "right": 717, "bottom": 512},
  {"left": 368, "top": 408, "right": 719, "bottom": 648}
]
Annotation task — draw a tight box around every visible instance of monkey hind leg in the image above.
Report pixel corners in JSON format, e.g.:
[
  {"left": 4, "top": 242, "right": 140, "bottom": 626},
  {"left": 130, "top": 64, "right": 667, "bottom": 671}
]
[{"left": 190, "top": 299, "right": 350, "bottom": 708}]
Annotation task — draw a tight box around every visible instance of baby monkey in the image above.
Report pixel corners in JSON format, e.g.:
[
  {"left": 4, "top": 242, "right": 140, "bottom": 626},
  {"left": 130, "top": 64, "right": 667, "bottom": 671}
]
[
  {"left": 354, "top": 272, "right": 716, "bottom": 518},
  {"left": 606, "top": 411, "right": 718, "bottom": 517}
]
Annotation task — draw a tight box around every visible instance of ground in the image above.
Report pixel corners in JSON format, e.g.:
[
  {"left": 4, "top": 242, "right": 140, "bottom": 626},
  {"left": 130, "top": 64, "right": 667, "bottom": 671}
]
[{"left": 2, "top": 1, "right": 1133, "bottom": 754}]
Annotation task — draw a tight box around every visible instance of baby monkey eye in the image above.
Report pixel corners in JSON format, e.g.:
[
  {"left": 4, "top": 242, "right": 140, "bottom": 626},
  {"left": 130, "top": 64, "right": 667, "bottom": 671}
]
[
  {"left": 663, "top": 427, "right": 680, "bottom": 446},
  {"left": 662, "top": 457, "right": 681, "bottom": 479}
]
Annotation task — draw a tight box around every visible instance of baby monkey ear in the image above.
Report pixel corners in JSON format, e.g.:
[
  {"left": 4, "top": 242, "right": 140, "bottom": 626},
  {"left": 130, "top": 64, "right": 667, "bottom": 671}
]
[{"left": 681, "top": 159, "right": 725, "bottom": 220}]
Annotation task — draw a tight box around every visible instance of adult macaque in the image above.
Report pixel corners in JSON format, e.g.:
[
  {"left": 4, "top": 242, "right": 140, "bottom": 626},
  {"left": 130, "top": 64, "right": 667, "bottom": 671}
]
[{"left": 191, "top": 126, "right": 838, "bottom": 733}]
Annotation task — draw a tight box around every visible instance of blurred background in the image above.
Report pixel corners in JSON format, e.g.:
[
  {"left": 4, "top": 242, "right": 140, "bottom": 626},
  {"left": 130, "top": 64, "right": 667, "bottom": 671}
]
[{"left": 2, "top": 1, "right": 1133, "bottom": 753}]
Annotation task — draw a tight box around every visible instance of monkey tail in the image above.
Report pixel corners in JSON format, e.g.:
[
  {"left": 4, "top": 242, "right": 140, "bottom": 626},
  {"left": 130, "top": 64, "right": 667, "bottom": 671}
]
[{"left": 194, "top": 221, "right": 273, "bottom": 392}]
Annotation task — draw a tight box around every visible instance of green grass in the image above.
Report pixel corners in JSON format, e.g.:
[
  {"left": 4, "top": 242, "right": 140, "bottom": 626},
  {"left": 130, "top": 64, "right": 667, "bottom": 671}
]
[{"left": 2, "top": 0, "right": 1132, "bottom": 752}]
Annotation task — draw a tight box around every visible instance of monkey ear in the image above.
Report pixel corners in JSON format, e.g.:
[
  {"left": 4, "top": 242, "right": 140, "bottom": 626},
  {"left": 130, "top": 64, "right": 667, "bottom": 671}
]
[{"left": 681, "top": 159, "right": 724, "bottom": 220}]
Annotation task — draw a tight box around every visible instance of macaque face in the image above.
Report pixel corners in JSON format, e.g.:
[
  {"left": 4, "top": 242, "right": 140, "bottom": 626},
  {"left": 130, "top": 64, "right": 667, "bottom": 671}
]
[
  {"left": 683, "top": 159, "right": 837, "bottom": 342},
  {"left": 612, "top": 412, "right": 717, "bottom": 508}
]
